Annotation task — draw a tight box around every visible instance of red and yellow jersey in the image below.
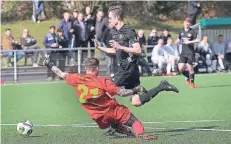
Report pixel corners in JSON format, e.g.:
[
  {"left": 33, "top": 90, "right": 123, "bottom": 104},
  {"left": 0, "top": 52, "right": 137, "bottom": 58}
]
[{"left": 65, "top": 73, "right": 120, "bottom": 119}]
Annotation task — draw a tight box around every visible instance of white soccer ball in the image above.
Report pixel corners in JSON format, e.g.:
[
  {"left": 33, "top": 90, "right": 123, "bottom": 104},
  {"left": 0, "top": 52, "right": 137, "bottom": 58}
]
[{"left": 17, "top": 120, "right": 33, "bottom": 136}]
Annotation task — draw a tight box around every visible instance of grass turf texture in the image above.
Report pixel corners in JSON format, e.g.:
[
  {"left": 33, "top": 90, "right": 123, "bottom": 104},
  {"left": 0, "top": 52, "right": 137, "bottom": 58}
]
[{"left": 2, "top": 74, "right": 231, "bottom": 144}]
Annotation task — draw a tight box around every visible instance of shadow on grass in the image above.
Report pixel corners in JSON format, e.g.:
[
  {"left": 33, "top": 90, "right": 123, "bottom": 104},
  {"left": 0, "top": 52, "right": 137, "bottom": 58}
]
[{"left": 198, "top": 85, "right": 231, "bottom": 88}]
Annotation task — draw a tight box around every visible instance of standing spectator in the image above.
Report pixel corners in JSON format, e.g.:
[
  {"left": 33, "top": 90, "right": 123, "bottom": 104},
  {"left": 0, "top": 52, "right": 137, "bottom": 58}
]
[
  {"left": 20, "top": 28, "right": 45, "bottom": 67},
  {"left": 59, "top": 12, "right": 74, "bottom": 48},
  {"left": 95, "top": 10, "right": 108, "bottom": 60},
  {"left": 2, "top": 29, "right": 25, "bottom": 66},
  {"left": 137, "top": 29, "right": 152, "bottom": 76},
  {"left": 164, "top": 38, "right": 179, "bottom": 75},
  {"left": 72, "top": 10, "right": 78, "bottom": 20},
  {"left": 212, "top": 35, "right": 226, "bottom": 72},
  {"left": 43, "top": 25, "right": 59, "bottom": 81},
  {"left": 160, "top": 29, "right": 171, "bottom": 45},
  {"left": 151, "top": 39, "right": 166, "bottom": 74},
  {"left": 32, "top": 0, "right": 45, "bottom": 23},
  {"left": 188, "top": 0, "right": 201, "bottom": 25},
  {"left": 85, "top": 6, "right": 96, "bottom": 57},
  {"left": 59, "top": 12, "right": 75, "bottom": 64},
  {"left": 57, "top": 28, "right": 69, "bottom": 79},
  {"left": 147, "top": 27, "right": 159, "bottom": 46},
  {"left": 73, "top": 12, "right": 89, "bottom": 63},
  {"left": 197, "top": 36, "right": 212, "bottom": 66}
]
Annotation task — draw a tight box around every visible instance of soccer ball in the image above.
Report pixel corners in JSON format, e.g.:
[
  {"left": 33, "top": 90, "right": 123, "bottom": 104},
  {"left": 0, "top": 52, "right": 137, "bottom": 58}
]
[{"left": 17, "top": 120, "right": 33, "bottom": 136}]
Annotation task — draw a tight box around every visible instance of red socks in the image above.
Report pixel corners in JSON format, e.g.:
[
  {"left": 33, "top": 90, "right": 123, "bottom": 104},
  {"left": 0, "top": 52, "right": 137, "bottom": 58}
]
[{"left": 132, "top": 120, "right": 144, "bottom": 136}]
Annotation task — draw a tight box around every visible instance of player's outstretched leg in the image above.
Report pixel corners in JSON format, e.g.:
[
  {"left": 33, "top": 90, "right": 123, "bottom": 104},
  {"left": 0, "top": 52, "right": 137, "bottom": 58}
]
[{"left": 131, "top": 80, "right": 179, "bottom": 106}]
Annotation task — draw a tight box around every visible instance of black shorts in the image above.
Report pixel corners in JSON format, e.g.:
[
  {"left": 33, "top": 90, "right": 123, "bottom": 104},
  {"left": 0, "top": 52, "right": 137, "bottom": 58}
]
[
  {"left": 113, "top": 62, "right": 140, "bottom": 89},
  {"left": 179, "top": 52, "right": 195, "bottom": 65}
]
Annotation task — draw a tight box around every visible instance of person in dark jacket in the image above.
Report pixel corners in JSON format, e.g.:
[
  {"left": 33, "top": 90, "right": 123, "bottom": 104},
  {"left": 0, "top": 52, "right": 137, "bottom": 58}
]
[
  {"left": 20, "top": 28, "right": 45, "bottom": 67},
  {"left": 57, "top": 28, "right": 69, "bottom": 79},
  {"left": 43, "top": 25, "right": 59, "bottom": 81},
  {"left": 137, "top": 30, "right": 152, "bottom": 76},
  {"left": 85, "top": 6, "right": 96, "bottom": 57},
  {"left": 188, "top": 0, "right": 201, "bottom": 25},
  {"left": 160, "top": 29, "right": 172, "bottom": 45}
]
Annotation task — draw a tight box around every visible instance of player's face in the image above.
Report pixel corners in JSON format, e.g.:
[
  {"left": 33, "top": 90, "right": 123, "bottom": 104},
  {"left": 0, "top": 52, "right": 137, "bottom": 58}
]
[
  {"left": 5, "top": 30, "right": 11, "bottom": 36},
  {"left": 167, "top": 39, "right": 173, "bottom": 45},
  {"left": 184, "top": 20, "right": 191, "bottom": 29},
  {"left": 50, "top": 28, "right": 55, "bottom": 34},
  {"left": 108, "top": 12, "right": 118, "bottom": 28},
  {"left": 158, "top": 39, "right": 164, "bottom": 46},
  {"left": 78, "top": 13, "right": 84, "bottom": 21},
  {"left": 218, "top": 36, "right": 223, "bottom": 43},
  {"left": 73, "top": 12, "right": 78, "bottom": 18}
]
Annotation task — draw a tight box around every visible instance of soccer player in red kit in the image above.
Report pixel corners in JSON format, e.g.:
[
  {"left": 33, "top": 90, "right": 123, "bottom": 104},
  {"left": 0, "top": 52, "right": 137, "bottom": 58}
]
[{"left": 41, "top": 57, "right": 178, "bottom": 138}]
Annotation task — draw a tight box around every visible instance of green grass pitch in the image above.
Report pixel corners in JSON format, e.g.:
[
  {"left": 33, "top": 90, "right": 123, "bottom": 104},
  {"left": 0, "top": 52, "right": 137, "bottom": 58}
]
[{"left": 1, "top": 74, "right": 231, "bottom": 144}]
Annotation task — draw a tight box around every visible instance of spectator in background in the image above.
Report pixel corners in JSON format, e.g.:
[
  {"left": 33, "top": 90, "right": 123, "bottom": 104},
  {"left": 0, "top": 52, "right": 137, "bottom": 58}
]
[
  {"left": 197, "top": 36, "right": 212, "bottom": 66},
  {"left": 212, "top": 35, "right": 226, "bottom": 72},
  {"left": 56, "top": 28, "right": 69, "bottom": 79},
  {"left": 2, "top": 29, "right": 25, "bottom": 66},
  {"left": 32, "top": 0, "right": 45, "bottom": 23},
  {"left": 20, "top": 28, "right": 45, "bottom": 67},
  {"left": 164, "top": 38, "right": 179, "bottom": 75},
  {"left": 188, "top": 0, "right": 201, "bottom": 25},
  {"left": 95, "top": 10, "right": 108, "bottom": 60},
  {"left": 148, "top": 27, "right": 159, "bottom": 46},
  {"left": 72, "top": 10, "right": 78, "bottom": 20},
  {"left": 43, "top": 25, "right": 59, "bottom": 81},
  {"left": 161, "top": 29, "right": 171, "bottom": 45},
  {"left": 73, "top": 12, "right": 89, "bottom": 63},
  {"left": 59, "top": 12, "right": 74, "bottom": 48},
  {"left": 85, "top": 6, "right": 96, "bottom": 57},
  {"left": 151, "top": 39, "right": 166, "bottom": 74},
  {"left": 137, "top": 29, "right": 152, "bottom": 76},
  {"left": 224, "top": 41, "right": 231, "bottom": 71}
]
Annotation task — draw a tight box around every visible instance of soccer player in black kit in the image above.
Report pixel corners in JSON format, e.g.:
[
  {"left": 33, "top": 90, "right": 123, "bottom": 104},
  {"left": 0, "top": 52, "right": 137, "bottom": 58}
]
[
  {"left": 95, "top": 5, "right": 179, "bottom": 106},
  {"left": 175, "top": 17, "right": 200, "bottom": 88}
]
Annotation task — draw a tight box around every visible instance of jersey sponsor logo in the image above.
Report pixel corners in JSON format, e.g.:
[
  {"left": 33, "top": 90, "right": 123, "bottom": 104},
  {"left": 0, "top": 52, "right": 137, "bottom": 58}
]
[{"left": 187, "top": 33, "right": 192, "bottom": 37}]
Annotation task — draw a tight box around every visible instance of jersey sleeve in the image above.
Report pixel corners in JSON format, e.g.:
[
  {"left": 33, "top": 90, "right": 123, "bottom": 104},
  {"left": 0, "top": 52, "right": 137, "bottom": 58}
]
[
  {"left": 65, "top": 73, "right": 81, "bottom": 86},
  {"left": 103, "top": 78, "right": 119, "bottom": 96},
  {"left": 128, "top": 29, "right": 139, "bottom": 45}
]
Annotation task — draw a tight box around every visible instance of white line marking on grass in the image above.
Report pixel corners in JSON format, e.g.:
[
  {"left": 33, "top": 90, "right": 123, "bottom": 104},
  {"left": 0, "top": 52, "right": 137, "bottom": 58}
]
[
  {"left": 145, "top": 127, "right": 231, "bottom": 132},
  {"left": 0, "top": 119, "right": 227, "bottom": 126},
  {"left": 2, "top": 124, "right": 231, "bottom": 132}
]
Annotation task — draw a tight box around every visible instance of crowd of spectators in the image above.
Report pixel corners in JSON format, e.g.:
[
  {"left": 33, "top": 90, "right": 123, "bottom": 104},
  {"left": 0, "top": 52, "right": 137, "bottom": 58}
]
[{"left": 1, "top": 5, "right": 231, "bottom": 80}]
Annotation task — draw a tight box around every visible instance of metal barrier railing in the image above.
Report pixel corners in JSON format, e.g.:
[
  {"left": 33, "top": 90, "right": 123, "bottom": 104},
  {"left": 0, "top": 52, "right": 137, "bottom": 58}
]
[{"left": 1, "top": 46, "right": 157, "bottom": 82}]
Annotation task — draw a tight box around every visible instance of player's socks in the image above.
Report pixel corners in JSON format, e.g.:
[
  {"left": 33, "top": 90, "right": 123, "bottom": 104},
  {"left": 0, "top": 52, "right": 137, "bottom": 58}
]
[
  {"left": 139, "top": 80, "right": 179, "bottom": 105},
  {"left": 189, "top": 73, "right": 195, "bottom": 84},
  {"left": 182, "top": 71, "right": 189, "bottom": 79},
  {"left": 132, "top": 120, "right": 144, "bottom": 136}
]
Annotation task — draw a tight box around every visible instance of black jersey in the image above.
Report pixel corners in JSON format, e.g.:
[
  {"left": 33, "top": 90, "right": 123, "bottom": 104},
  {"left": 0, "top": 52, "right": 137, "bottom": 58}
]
[
  {"left": 110, "top": 24, "right": 139, "bottom": 64},
  {"left": 178, "top": 28, "right": 197, "bottom": 53}
]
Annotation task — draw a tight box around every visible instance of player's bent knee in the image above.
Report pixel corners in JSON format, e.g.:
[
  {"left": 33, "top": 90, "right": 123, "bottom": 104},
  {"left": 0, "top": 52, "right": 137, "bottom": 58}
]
[{"left": 131, "top": 95, "right": 142, "bottom": 107}]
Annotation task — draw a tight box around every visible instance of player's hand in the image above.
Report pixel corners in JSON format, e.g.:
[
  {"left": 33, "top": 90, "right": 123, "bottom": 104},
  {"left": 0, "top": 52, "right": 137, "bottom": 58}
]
[
  {"left": 183, "top": 39, "right": 190, "bottom": 45},
  {"left": 94, "top": 39, "right": 100, "bottom": 50},
  {"left": 109, "top": 40, "right": 122, "bottom": 50},
  {"left": 39, "top": 55, "right": 54, "bottom": 68}
]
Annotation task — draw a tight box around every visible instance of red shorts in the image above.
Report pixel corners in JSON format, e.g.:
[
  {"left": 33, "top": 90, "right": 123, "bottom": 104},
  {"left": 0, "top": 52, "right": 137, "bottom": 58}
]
[{"left": 94, "top": 104, "right": 131, "bottom": 129}]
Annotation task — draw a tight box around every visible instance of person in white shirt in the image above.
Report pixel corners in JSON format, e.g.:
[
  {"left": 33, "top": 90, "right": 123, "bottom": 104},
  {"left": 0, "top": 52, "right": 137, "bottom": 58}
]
[
  {"left": 164, "top": 38, "right": 179, "bottom": 74},
  {"left": 212, "top": 35, "right": 226, "bottom": 72},
  {"left": 151, "top": 39, "right": 166, "bottom": 74},
  {"left": 197, "top": 36, "right": 212, "bottom": 66}
]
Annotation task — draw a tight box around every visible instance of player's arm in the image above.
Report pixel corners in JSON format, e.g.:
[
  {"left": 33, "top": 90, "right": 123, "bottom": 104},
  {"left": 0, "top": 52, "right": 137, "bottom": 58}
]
[
  {"left": 184, "top": 30, "right": 200, "bottom": 44},
  {"left": 40, "top": 56, "right": 68, "bottom": 79},
  {"left": 116, "top": 87, "right": 142, "bottom": 97},
  {"left": 109, "top": 29, "right": 142, "bottom": 55},
  {"left": 175, "top": 31, "right": 181, "bottom": 45},
  {"left": 96, "top": 44, "right": 116, "bottom": 54}
]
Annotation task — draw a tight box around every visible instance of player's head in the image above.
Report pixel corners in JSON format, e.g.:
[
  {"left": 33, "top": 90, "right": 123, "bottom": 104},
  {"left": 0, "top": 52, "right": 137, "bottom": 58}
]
[
  {"left": 85, "top": 58, "right": 100, "bottom": 76},
  {"left": 108, "top": 5, "right": 123, "bottom": 28},
  {"left": 137, "top": 29, "right": 144, "bottom": 38},
  {"left": 63, "top": 12, "right": 70, "bottom": 21},
  {"left": 184, "top": 17, "right": 192, "bottom": 29},
  {"left": 78, "top": 12, "right": 84, "bottom": 22},
  {"left": 163, "top": 29, "right": 169, "bottom": 36},
  {"left": 5, "top": 29, "right": 11, "bottom": 36}
]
